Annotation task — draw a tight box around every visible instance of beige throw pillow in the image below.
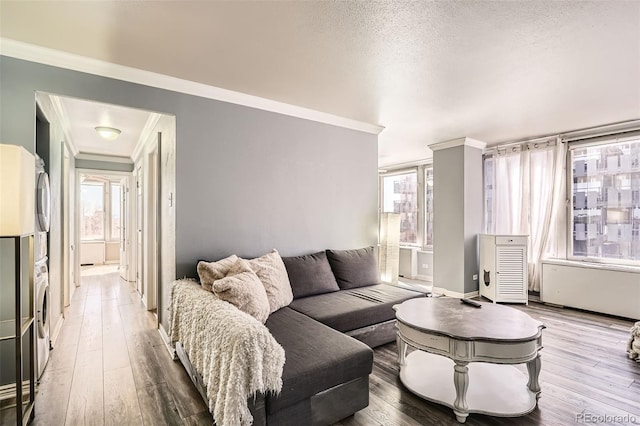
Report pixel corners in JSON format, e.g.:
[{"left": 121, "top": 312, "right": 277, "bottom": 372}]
[
  {"left": 197, "top": 255, "right": 238, "bottom": 291},
  {"left": 246, "top": 249, "right": 294, "bottom": 314},
  {"left": 212, "top": 259, "right": 270, "bottom": 323}
]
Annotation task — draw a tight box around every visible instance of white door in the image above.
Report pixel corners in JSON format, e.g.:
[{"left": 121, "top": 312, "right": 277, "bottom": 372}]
[
  {"left": 62, "top": 144, "right": 71, "bottom": 306},
  {"left": 136, "top": 167, "right": 143, "bottom": 295},
  {"left": 146, "top": 146, "right": 158, "bottom": 310},
  {"left": 119, "top": 177, "right": 129, "bottom": 281}
]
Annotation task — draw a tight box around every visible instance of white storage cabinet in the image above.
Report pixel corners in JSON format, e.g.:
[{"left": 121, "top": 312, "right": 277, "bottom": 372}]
[{"left": 479, "top": 234, "right": 528, "bottom": 304}]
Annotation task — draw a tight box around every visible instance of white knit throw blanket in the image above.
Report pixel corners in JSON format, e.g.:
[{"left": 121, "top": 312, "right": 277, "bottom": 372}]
[{"left": 170, "top": 279, "right": 285, "bottom": 426}]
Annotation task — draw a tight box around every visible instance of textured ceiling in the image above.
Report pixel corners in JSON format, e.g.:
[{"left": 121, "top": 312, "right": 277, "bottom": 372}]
[{"left": 2, "top": 1, "right": 639, "bottom": 166}]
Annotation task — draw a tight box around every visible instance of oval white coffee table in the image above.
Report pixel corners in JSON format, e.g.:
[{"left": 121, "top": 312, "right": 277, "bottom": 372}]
[{"left": 394, "top": 297, "right": 544, "bottom": 423}]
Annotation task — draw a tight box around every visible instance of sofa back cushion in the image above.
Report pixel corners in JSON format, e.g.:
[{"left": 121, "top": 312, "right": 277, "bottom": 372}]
[
  {"left": 282, "top": 251, "right": 340, "bottom": 299},
  {"left": 245, "top": 249, "right": 294, "bottom": 314},
  {"left": 326, "top": 246, "right": 380, "bottom": 289},
  {"left": 197, "top": 254, "right": 239, "bottom": 291}
]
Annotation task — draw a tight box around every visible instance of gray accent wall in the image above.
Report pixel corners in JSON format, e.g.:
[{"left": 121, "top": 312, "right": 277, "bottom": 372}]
[
  {"left": 0, "top": 56, "right": 379, "bottom": 331},
  {"left": 176, "top": 100, "right": 379, "bottom": 276}
]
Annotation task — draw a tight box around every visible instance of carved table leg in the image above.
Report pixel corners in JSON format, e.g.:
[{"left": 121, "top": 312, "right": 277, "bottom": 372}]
[
  {"left": 527, "top": 353, "right": 542, "bottom": 401},
  {"left": 453, "top": 361, "right": 469, "bottom": 423},
  {"left": 397, "top": 335, "right": 407, "bottom": 367}
]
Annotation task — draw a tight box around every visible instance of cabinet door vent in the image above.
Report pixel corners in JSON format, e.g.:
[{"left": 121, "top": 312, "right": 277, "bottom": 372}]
[{"left": 496, "top": 246, "right": 526, "bottom": 296}]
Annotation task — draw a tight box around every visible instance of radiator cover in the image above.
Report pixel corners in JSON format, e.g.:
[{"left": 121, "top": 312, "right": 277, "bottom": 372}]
[{"left": 541, "top": 260, "right": 640, "bottom": 319}]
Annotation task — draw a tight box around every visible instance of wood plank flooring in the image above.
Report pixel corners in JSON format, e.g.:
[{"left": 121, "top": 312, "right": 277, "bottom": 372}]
[{"left": 2, "top": 271, "right": 638, "bottom": 425}]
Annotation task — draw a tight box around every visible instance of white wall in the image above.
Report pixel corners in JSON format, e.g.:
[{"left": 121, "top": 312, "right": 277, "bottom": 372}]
[
  {"left": 35, "top": 94, "right": 67, "bottom": 344},
  {"left": 133, "top": 114, "right": 176, "bottom": 318}
]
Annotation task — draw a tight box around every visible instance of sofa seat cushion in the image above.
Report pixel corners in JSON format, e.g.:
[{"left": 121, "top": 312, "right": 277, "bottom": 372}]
[
  {"left": 289, "top": 284, "right": 425, "bottom": 333},
  {"left": 265, "top": 307, "right": 373, "bottom": 414}
]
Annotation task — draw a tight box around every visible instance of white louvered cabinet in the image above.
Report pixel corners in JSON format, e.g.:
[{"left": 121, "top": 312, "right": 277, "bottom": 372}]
[{"left": 479, "top": 235, "right": 528, "bottom": 304}]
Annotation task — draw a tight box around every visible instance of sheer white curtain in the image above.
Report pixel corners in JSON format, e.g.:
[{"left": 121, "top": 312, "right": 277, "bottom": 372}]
[
  {"left": 493, "top": 152, "right": 527, "bottom": 235},
  {"left": 491, "top": 140, "right": 566, "bottom": 291}
]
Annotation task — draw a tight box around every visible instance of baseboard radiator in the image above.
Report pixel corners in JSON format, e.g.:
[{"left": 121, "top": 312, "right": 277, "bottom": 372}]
[
  {"left": 399, "top": 247, "right": 433, "bottom": 282},
  {"left": 80, "top": 241, "right": 104, "bottom": 265},
  {"left": 541, "top": 259, "right": 640, "bottom": 319}
]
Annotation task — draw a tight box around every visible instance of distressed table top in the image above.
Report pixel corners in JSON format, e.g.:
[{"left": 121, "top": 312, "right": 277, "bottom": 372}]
[{"left": 395, "top": 297, "right": 544, "bottom": 342}]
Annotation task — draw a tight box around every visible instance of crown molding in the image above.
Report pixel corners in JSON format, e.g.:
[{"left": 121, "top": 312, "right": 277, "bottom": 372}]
[
  {"left": 0, "top": 38, "right": 384, "bottom": 136},
  {"left": 47, "top": 94, "right": 79, "bottom": 156},
  {"left": 429, "top": 137, "right": 486, "bottom": 152}
]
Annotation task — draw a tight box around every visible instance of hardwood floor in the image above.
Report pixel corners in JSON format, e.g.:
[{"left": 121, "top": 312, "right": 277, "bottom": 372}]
[{"left": 3, "top": 272, "right": 637, "bottom": 425}]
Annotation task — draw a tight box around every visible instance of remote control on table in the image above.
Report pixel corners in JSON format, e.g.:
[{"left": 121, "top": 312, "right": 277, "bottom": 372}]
[{"left": 460, "top": 298, "right": 482, "bottom": 308}]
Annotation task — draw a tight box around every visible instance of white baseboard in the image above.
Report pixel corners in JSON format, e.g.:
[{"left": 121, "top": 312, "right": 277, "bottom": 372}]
[
  {"left": 414, "top": 274, "right": 433, "bottom": 282},
  {"left": 158, "top": 324, "right": 176, "bottom": 360},
  {"left": 50, "top": 314, "right": 64, "bottom": 348},
  {"left": 0, "top": 382, "right": 30, "bottom": 402},
  {"left": 432, "top": 287, "right": 479, "bottom": 299}
]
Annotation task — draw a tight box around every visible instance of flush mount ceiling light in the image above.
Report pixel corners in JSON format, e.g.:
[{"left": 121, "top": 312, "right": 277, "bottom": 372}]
[{"left": 95, "top": 126, "right": 121, "bottom": 141}]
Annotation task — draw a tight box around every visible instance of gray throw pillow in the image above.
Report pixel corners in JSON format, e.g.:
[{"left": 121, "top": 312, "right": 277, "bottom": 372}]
[
  {"left": 282, "top": 251, "right": 340, "bottom": 299},
  {"left": 326, "top": 246, "right": 380, "bottom": 289},
  {"left": 197, "top": 255, "right": 239, "bottom": 291}
]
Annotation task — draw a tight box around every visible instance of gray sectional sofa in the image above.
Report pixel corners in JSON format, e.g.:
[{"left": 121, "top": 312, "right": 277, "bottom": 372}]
[{"left": 178, "top": 246, "right": 426, "bottom": 425}]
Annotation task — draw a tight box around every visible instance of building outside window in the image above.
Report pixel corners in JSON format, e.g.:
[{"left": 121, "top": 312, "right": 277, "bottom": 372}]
[
  {"left": 570, "top": 138, "right": 640, "bottom": 262},
  {"left": 80, "top": 182, "right": 105, "bottom": 240},
  {"left": 111, "top": 182, "right": 121, "bottom": 241},
  {"left": 484, "top": 134, "right": 640, "bottom": 266},
  {"left": 424, "top": 166, "right": 434, "bottom": 247},
  {"left": 80, "top": 177, "right": 123, "bottom": 242},
  {"left": 381, "top": 171, "right": 418, "bottom": 245},
  {"left": 483, "top": 156, "right": 494, "bottom": 234}
]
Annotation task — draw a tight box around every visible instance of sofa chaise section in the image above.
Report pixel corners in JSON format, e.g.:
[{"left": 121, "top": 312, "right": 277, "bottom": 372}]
[{"left": 264, "top": 307, "right": 373, "bottom": 426}]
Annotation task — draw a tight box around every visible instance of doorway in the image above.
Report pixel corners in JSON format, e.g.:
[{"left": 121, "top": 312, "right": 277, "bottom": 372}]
[
  {"left": 35, "top": 92, "right": 175, "bottom": 333},
  {"left": 61, "top": 142, "right": 75, "bottom": 306},
  {"left": 78, "top": 172, "right": 128, "bottom": 276}
]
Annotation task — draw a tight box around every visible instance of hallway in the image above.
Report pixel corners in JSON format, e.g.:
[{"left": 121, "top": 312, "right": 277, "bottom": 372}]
[{"left": 31, "top": 272, "right": 212, "bottom": 425}]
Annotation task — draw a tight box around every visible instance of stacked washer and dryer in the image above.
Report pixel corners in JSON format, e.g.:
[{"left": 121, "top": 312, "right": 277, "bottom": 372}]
[{"left": 34, "top": 154, "right": 51, "bottom": 380}]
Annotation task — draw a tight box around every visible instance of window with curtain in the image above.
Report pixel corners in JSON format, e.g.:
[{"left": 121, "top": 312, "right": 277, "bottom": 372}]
[
  {"left": 484, "top": 140, "right": 566, "bottom": 291},
  {"left": 381, "top": 171, "right": 418, "bottom": 245},
  {"left": 424, "top": 166, "right": 434, "bottom": 247},
  {"left": 569, "top": 138, "right": 640, "bottom": 263},
  {"left": 483, "top": 156, "right": 494, "bottom": 234}
]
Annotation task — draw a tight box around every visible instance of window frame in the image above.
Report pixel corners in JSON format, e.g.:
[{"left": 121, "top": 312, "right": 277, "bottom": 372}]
[
  {"left": 109, "top": 181, "right": 121, "bottom": 242},
  {"left": 566, "top": 135, "right": 640, "bottom": 267},
  {"left": 379, "top": 167, "right": 421, "bottom": 247},
  {"left": 80, "top": 176, "right": 123, "bottom": 243},
  {"left": 80, "top": 180, "right": 106, "bottom": 241},
  {"left": 423, "top": 164, "right": 434, "bottom": 250},
  {"left": 379, "top": 164, "right": 434, "bottom": 250},
  {"left": 482, "top": 154, "right": 495, "bottom": 235}
]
